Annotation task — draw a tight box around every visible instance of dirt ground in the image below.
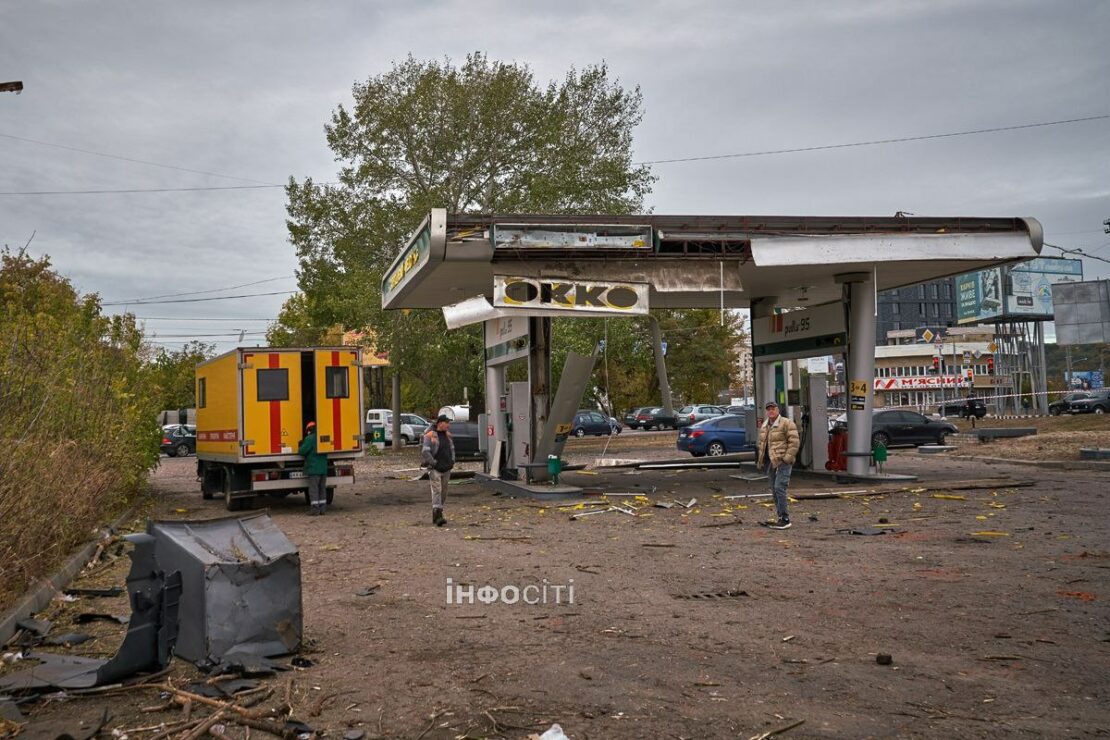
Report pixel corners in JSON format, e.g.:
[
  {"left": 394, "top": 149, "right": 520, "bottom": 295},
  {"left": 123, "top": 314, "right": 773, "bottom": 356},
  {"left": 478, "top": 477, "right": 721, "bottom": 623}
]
[
  {"left": 5, "top": 432, "right": 1110, "bottom": 739},
  {"left": 949, "top": 414, "right": 1110, "bottom": 462}
]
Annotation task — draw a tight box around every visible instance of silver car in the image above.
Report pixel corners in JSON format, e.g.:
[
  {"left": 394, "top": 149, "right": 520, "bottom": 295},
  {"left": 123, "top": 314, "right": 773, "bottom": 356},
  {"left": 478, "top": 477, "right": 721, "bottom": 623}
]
[{"left": 676, "top": 404, "right": 726, "bottom": 428}]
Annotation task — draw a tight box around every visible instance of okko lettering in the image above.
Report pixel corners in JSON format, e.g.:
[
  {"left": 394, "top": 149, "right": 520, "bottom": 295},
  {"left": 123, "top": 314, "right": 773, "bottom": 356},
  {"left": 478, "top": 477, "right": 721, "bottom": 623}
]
[{"left": 446, "top": 578, "right": 575, "bottom": 605}]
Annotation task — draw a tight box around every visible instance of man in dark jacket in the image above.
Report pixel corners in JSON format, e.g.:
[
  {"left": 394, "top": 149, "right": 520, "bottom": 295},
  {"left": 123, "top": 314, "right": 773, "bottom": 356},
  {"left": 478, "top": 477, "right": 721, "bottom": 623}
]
[
  {"left": 299, "top": 421, "right": 329, "bottom": 515},
  {"left": 420, "top": 415, "right": 455, "bottom": 527}
]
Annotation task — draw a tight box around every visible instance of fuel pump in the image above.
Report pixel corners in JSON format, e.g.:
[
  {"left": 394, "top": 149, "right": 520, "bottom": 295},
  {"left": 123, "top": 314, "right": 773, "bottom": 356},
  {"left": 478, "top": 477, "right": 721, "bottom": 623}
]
[{"left": 797, "top": 373, "right": 830, "bottom": 471}]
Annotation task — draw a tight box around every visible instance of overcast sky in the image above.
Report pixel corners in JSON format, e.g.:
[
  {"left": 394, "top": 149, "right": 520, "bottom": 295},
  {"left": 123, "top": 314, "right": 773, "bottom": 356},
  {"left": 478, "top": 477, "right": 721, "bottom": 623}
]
[{"left": 2, "top": 0, "right": 1108, "bottom": 351}]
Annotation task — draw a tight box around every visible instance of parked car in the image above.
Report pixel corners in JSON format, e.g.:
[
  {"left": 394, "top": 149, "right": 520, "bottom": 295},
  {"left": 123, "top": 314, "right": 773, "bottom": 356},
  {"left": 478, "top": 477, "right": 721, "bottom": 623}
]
[
  {"left": 676, "top": 415, "right": 754, "bottom": 457},
  {"left": 1049, "top": 392, "right": 1088, "bottom": 416},
  {"left": 832, "top": 410, "right": 957, "bottom": 447},
  {"left": 938, "top": 398, "right": 987, "bottom": 419},
  {"left": 161, "top": 424, "right": 196, "bottom": 457},
  {"left": 726, "top": 404, "right": 755, "bottom": 416},
  {"left": 1067, "top": 389, "right": 1110, "bottom": 414},
  {"left": 624, "top": 407, "right": 652, "bottom": 429},
  {"left": 675, "top": 404, "right": 726, "bottom": 428},
  {"left": 571, "top": 409, "right": 614, "bottom": 437},
  {"left": 635, "top": 407, "right": 677, "bottom": 430},
  {"left": 365, "top": 409, "right": 430, "bottom": 444},
  {"left": 421, "top": 420, "right": 484, "bottom": 461}
]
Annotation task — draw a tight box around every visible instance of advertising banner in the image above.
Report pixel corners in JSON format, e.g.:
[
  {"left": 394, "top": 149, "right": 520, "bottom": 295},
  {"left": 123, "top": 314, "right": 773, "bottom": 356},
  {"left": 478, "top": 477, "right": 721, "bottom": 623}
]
[
  {"left": 956, "top": 268, "right": 1003, "bottom": 324},
  {"left": 751, "top": 304, "right": 848, "bottom": 362},
  {"left": 1006, "top": 257, "right": 1083, "bottom": 318}
]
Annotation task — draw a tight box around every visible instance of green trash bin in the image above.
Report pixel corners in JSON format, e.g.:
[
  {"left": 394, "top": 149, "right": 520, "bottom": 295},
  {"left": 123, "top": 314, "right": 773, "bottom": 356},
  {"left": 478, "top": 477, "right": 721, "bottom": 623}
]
[
  {"left": 546, "top": 454, "right": 562, "bottom": 485},
  {"left": 371, "top": 426, "right": 386, "bottom": 447},
  {"left": 871, "top": 440, "right": 888, "bottom": 471}
]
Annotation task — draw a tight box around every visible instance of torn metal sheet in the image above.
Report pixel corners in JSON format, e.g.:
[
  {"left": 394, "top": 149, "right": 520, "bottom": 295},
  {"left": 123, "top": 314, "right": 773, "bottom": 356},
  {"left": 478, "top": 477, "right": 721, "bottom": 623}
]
[
  {"left": 0, "top": 534, "right": 179, "bottom": 691},
  {"left": 148, "top": 513, "right": 302, "bottom": 664}
]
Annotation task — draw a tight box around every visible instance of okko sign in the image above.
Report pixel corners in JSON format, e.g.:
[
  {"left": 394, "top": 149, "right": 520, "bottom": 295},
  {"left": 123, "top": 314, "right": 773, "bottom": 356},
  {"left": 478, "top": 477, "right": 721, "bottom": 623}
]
[{"left": 492, "top": 276, "right": 649, "bottom": 316}]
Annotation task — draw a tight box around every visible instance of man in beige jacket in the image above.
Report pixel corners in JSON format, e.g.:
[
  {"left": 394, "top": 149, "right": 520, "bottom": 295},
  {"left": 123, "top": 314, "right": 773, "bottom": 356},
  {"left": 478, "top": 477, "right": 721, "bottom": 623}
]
[{"left": 756, "top": 401, "right": 801, "bottom": 529}]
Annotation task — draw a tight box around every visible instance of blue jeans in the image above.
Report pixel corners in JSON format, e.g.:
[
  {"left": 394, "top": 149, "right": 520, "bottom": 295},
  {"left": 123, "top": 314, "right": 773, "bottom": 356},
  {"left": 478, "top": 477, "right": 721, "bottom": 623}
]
[{"left": 765, "top": 462, "right": 793, "bottom": 520}]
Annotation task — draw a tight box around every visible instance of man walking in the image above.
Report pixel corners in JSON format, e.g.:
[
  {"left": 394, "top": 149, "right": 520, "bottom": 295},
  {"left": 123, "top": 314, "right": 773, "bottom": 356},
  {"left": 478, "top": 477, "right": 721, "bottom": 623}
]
[
  {"left": 421, "top": 415, "right": 455, "bottom": 527},
  {"left": 299, "top": 421, "right": 329, "bottom": 515},
  {"left": 756, "top": 401, "right": 800, "bottom": 530}
]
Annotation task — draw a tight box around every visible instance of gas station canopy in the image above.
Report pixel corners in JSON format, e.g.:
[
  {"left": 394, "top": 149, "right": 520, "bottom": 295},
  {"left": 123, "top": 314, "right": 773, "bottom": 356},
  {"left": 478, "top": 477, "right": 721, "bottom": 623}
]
[{"left": 382, "top": 210, "right": 1043, "bottom": 311}]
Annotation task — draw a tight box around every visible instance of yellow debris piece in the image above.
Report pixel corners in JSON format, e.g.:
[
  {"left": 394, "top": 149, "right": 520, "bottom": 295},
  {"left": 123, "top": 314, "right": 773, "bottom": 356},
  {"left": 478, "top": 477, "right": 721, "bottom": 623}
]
[
  {"left": 912, "top": 502, "right": 923, "bottom": 511},
  {"left": 932, "top": 494, "right": 966, "bottom": 501},
  {"left": 970, "top": 531, "right": 1009, "bottom": 537},
  {"left": 976, "top": 515, "right": 988, "bottom": 521},
  {"left": 989, "top": 503, "right": 1006, "bottom": 509}
]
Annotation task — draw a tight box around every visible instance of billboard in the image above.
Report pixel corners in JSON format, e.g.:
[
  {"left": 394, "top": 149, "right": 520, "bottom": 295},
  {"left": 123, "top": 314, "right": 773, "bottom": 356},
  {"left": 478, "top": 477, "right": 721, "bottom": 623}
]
[
  {"left": 956, "top": 268, "right": 1003, "bottom": 324},
  {"left": 1065, "top": 371, "right": 1105, "bottom": 390},
  {"left": 1006, "top": 257, "right": 1083, "bottom": 317},
  {"left": 1053, "top": 279, "right": 1110, "bottom": 345}
]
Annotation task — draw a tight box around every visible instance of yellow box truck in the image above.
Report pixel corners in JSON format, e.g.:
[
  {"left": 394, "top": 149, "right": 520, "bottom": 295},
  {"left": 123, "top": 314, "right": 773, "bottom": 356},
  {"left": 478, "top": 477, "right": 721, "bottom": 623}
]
[{"left": 195, "top": 347, "right": 365, "bottom": 510}]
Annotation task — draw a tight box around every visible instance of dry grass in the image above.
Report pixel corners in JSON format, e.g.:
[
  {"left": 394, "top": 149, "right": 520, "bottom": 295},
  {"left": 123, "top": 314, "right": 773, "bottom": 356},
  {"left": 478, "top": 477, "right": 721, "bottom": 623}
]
[{"left": 954, "top": 429, "right": 1110, "bottom": 461}]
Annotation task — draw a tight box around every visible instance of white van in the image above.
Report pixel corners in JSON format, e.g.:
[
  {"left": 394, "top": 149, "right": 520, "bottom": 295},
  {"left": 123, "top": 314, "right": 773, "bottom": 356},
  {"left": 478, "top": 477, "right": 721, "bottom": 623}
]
[{"left": 365, "top": 409, "right": 431, "bottom": 445}]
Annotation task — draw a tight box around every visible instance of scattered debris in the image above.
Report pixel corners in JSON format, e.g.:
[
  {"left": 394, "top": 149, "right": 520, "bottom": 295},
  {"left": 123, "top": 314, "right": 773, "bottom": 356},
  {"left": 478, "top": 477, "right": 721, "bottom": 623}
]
[
  {"left": 63, "top": 586, "right": 124, "bottom": 598},
  {"left": 653, "top": 501, "right": 675, "bottom": 509},
  {"left": 641, "top": 543, "right": 677, "bottom": 548},
  {"left": 290, "top": 657, "right": 314, "bottom": 668},
  {"left": 724, "top": 492, "right": 771, "bottom": 499},
  {"left": 536, "top": 722, "right": 570, "bottom": 740},
  {"left": 74, "top": 613, "right": 129, "bottom": 625},
  {"left": 730, "top": 473, "right": 769, "bottom": 482},
  {"left": 970, "top": 531, "right": 1011, "bottom": 538},
  {"left": 838, "top": 527, "right": 890, "bottom": 536},
  {"left": 355, "top": 585, "right": 380, "bottom": 597},
  {"left": 149, "top": 514, "right": 302, "bottom": 664},
  {"left": 569, "top": 508, "right": 614, "bottom": 521},
  {"left": 674, "top": 589, "right": 749, "bottom": 600},
  {"left": 45, "top": 633, "right": 93, "bottom": 647},
  {"left": 931, "top": 494, "right": 967, "bottom": 501},
  {"left": 0, "top": 533, "right": 180, "bottom": 691},
  {"left": 700, "top": 519, "right": 745, "bottom": 529},
  {"left": 748, "top": 718, "right": 805, "bottom": 740},
  {"left": 876, "top": 653, "right": 893, "bottom": 665},
  {"left": 782, "top": 635, "right": 796, "bottom": 643},
  {"left": 1057, "top": 591, "right": 1096, "bottom": 602},
  {"left": 14, "top": 619, "right": 51, "bottom": 637}
]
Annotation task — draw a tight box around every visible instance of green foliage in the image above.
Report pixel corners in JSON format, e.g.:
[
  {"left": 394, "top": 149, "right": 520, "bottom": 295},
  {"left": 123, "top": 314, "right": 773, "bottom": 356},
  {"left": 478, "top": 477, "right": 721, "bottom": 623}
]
[
  {"left": 0, "top": 250, "right": 162, "bottom": 602},
  {"left": 279, "top": 53, "right": 654, "bottom": 402},
  {"left": 279, "top": 53, "right": 743, "bottom": 412},
  {"left": 148, "top": 341, "right": 215, "bottom": 409}
]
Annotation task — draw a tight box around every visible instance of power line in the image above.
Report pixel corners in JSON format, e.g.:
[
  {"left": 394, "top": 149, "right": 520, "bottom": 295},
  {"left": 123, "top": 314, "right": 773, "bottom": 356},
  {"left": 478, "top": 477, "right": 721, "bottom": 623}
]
[
  {"left": 147, "top": 331, "right": 269, "bottom": 338},
  {"left": 635, "top": 114, "right": 1110, "bottom": 165},
  {"left": 102, "top": 289, "right": 296, "bottom": 306},
  {"left": 0, "top": 184, "right": 287, "bottom": 195},
  {"left": 0, "top": 131, "right": 278, "bottom": 185},
  {"left": 114, "top": 275, "right": 295, "bottom": 303},
  {"left": 129, "top": 316, "right": 276, "bottom": 321},
  {"left": 1044, "top": 242, "right": 1110, "bottom": 266}
]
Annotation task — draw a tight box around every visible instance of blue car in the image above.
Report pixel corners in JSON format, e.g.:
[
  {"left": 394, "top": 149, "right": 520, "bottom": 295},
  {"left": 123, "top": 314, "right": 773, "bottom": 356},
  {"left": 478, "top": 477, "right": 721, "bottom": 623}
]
[{"left": 676, "top": 415, "right": 754, "bottom": 457}]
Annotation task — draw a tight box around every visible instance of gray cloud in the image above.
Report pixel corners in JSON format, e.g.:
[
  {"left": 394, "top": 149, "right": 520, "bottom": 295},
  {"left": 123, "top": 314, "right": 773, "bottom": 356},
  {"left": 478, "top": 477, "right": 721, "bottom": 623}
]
[{"left": 2, "top": 0, "right": 1107, "bottom": 349}]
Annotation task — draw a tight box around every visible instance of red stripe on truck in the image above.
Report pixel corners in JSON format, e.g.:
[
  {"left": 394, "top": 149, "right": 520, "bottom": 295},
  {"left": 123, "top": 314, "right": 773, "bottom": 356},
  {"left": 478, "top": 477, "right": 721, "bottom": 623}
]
[
  {"left": 331, "top": 350, "right": 342, "bottom": 451},
  {"left": 268, "top": 353, "right": 282, "bottom": 453}
]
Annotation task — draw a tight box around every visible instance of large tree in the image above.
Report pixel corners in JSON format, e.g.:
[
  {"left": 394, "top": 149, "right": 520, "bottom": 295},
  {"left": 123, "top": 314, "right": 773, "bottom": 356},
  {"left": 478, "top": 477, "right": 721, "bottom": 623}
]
[
  {"left": 280, "top": 53, "right": 655, "bottom": 412},
  {"left": 280, "top": 53, "right": 744, "bottom": 414}
]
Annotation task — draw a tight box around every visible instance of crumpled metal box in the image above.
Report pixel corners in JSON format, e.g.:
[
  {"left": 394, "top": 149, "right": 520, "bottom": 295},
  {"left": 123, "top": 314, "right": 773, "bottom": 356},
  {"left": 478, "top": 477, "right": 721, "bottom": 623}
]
[{"left": 148, "top": 513, "right": 302, "bottom": 664}]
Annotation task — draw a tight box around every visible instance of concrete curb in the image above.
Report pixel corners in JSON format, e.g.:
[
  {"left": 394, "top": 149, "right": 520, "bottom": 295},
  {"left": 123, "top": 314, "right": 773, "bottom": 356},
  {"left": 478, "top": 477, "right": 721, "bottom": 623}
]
[
  {"left": 0, "top": 508, "right": 134, "bottom": 646},
  {"left": 952, "top": 455, "right": 1110, "bottom": 471}
]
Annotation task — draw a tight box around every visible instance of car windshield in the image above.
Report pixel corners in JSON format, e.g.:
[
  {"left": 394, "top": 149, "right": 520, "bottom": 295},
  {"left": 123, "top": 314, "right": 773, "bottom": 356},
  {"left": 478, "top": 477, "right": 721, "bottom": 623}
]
[{"left": 678, "top": 406, "right": 694, "bottom": 413}]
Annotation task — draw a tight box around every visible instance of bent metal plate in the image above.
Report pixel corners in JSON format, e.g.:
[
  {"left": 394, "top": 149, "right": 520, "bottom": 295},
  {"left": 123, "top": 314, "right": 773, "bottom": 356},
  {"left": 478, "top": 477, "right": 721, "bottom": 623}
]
[{"left": 493, "top": 275, "right": 649, "bottom": 316}]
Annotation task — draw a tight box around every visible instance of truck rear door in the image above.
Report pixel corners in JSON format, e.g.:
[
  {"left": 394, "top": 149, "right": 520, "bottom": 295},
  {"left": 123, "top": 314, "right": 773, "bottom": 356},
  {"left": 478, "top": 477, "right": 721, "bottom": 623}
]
[
  {"left": 314, "top": 349, "right": 362, "bottom": 453},
  {"left": 242, "top": 350, "right": 303, "bottom": 457}
]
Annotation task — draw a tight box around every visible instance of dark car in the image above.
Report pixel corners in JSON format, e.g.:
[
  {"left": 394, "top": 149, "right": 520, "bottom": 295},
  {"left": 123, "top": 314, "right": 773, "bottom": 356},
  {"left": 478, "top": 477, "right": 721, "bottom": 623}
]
[
  {"left": 676, "top": 415, "right": 754, "bottom": 457},
  {"left": 422, "top": 421, "right": 485, "bottom": 461},
  {"left": 624, "top": 407, "right": 653, "bottom": 429},
  {"left": 675, "top": 404, "right": 726, "bottom": 428},
  {"left": 1049, "top": 392, "right": 1088, "bottom": 416},
  {"left": 833, "top": 410, "right": 957, "bottom": 447},
  {"left": 1067, "top": 389, "right": 1110, "bottom": 415},
  {"left": 161, "top": 424, "right": 196, "bottom": 457},
  {"left": 726, "top": 404, "right": 755, "bottom": 416},
  {"left": 938, "top": 398, "right": 987, "bottom": 419},
  {"left": 572, "top": 409, "right": 614, "bottom": 437},
  {"left": 636, "top": 407, "right": 677, "bottom": 430}
]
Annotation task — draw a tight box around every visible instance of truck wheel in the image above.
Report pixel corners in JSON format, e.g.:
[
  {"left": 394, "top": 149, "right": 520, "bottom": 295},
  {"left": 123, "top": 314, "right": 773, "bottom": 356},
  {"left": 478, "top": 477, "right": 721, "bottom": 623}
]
[
  {"left": 224, "top": 470, "right": 249, "bottom": 512},
  {"left": 200, "top": 464, "right": 215, "bottom": 500}
]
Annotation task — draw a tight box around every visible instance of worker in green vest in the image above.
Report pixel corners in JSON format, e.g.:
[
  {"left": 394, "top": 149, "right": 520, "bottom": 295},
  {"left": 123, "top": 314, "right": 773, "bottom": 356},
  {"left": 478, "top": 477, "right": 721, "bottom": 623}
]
[{"left": 299, "top": 421, "right": 329, "bottom": 515}]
